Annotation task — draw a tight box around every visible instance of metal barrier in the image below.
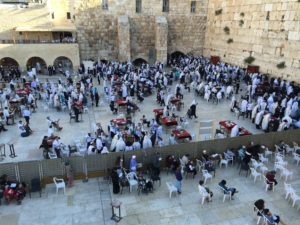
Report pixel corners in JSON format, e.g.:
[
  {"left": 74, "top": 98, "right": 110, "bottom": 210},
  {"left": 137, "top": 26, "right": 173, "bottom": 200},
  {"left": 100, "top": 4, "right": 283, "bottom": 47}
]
[{"left": 0, "top": 129, "right": 299, "bottom": 185}]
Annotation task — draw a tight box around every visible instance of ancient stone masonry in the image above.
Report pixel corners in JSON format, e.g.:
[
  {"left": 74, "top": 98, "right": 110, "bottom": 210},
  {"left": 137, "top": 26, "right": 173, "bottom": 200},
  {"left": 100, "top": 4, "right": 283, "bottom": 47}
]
[
  {"left": 118, "top": 16, "right": 131, "bottom": 62},
  {"left": 204, "top": 0, "right": 300, "bottom": 82},
  {"left": 73, "top": 0, "right": 208, "bottom": 63},
  {"left": 155, "top": 16, "right": 168, "bottom": 64}
]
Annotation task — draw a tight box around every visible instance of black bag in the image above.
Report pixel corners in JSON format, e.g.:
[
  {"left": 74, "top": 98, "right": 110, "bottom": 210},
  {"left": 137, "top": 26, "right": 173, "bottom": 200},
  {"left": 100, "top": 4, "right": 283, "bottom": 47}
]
[{"left": 120, "top": 177, "right": 129, "bottom": 187}]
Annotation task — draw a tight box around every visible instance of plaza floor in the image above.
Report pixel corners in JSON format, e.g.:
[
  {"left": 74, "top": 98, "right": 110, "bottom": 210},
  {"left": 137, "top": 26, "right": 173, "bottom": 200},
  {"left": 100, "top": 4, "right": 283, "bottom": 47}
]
[
  {"left": 1, "top": 153, "right": 300, "bottom": 225},
  {"left": 0, "top": 75, "right": 262, "bottom": 163}
]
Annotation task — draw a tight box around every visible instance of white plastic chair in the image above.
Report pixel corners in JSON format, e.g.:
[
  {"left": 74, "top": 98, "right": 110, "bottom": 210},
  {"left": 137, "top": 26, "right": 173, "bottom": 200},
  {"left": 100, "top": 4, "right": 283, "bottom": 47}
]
[
  {"left": 264, "top": 176, "right": 275, "bottom": 192},
  {"left": 219, "top": 158, "right": 229, "bottom": 168},
  {"left": 53, "top": 177, "right": 66, "bottom": 194},
  {"left": 218, "top": 185, "right": 231, "bottom": 202},
  {"left": 292, "top": 152, "right": 300, "bottom": 166},
  {"left": 259, "top": 164, "right": 268, "bottom": 174},
  {"left": 280, "top": 168, "right": 293, "bottom": 181},
  {"left": 274, "top": 162, "right": 286, "bottom": 173},
  {"left": 198, "top": 186, "right": 210, "bottom": 204},
  {"left": 166, "top": 182, "right": 177, "bottom": 198},
  {"left": 251, "top": 159, "right": 262, "bottom": 170},
  {"left": 290, "top": 191, "right": 300, "bottom": 207},
  {"left": 48, "top": 152, "right": 57, "bottom": 159},
  {"left": 274, "top": 144, "right": 284, "bottom": 154},
  {"left": 196, "top": 159, "right": 204, "bottom": 172},
  {"left": 202, "top": 170, "right": 212, "bottom": 184},
  {"left": 126, "top": 172, "right": 138, "bottom": 192},
  {"left": 264, "top": 147, "right": 273, "bottom": 158},
  {"left": 275, "top": 152, "right": 284, "bottom": 161},
  {"left": 258, "top": 153, "right": 268, "bottom": 163},
  {"left": 284, "top": 183, "right": 294, "bottom": 200},
  {"left": 285, "top": 144, "right": 295, "bottom": 154},
  {"left": 250, "top": 167, "right": 262, "bottom": 183}
]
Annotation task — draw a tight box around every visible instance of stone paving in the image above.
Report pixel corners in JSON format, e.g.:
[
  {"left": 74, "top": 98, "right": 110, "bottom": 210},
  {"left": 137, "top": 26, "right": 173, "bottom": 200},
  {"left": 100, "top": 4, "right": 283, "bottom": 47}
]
[
  {"left": 0, "top": 74, "right": 262, "bottom": 163},
  {"left": 1, "top": 153, "right": 300, "bottom": 225}
]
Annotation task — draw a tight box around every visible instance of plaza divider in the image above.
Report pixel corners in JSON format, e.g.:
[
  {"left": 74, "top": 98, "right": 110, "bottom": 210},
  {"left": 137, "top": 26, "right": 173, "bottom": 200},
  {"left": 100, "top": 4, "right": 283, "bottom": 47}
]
[
  {"left": 0, "top": 129, "right": 299, "bottom": 187},
  {"left": 0, "top": 162, "right": 18, "bottom": 182},
  {"left": 17, "top": 160, "right": 41, "bottom": 184}
]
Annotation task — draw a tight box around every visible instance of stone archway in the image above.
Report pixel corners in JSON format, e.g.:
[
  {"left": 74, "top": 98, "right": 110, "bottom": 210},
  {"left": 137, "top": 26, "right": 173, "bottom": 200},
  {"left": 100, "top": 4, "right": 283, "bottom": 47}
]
[
  {"left": 170, "top": 51, "right": 186, "bottom": 59},
  {"left": 53, "top": 56, "right": 73, "bottom": 74},
  {"left": 0, "top": 57, "right": 19, "bottom": 70},
  {"left": 26, "top": 56, "right": 47, "bottom": 74},
  {"left": 132, "top": 58, "right": 148, "bottom": 67}
]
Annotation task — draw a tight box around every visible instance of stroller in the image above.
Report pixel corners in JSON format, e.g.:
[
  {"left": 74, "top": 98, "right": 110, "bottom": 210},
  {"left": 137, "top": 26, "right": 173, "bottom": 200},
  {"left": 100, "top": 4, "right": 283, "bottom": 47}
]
[{"left": 137, "top": 177, "right": 153, "bottom": 195}]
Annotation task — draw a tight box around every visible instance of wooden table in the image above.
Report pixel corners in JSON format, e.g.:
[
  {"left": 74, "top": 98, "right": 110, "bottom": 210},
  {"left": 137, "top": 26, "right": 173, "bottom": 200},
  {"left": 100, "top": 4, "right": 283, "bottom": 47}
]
[
  {"left": 160, "top": 117, "right": 178, "bottom": 127},
  {"left": 239, "top": 127, "right": 252, "bottom": 136},
  {"left": 111, "top": 118, "right": 127, "bottom": 126},
  {"left": 153, "top": 108, "right": 163, "bottom": 116},
  {"left": 172, "top": 129, "right": 192, "bottom": 140}
]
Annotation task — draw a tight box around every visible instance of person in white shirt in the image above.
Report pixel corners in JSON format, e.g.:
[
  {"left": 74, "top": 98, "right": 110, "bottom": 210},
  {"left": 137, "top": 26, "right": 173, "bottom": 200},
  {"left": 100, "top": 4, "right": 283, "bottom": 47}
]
[
  {"left": 48, "top": 125, "right": 54, "bottom": 137},
  {"left": 22, "top": 107, "right": 31, "bottom": 125},
  {"left": 52, "top": 137, "right": 61, "bottom": 158},
  {"left": 230, "top": 124, "right": 239, "bottom": 137}
]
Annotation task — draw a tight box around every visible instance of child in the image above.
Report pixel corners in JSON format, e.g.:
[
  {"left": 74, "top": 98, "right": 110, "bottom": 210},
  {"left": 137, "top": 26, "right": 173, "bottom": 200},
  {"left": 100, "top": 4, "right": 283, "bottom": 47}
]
[{"left": 65, "top": 162, "right": 74, "bottom": 187}]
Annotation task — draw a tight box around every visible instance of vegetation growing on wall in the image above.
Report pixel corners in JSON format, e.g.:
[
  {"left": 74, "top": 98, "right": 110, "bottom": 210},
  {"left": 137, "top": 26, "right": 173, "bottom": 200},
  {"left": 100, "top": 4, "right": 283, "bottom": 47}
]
[
  {"left": 239, "top": 20, "right": 244, "bottom": 27},
  {"left": 227, "top": 38, "right": 233, "bottom": 44},
  {"left": 277, "top": 61, "right": 286, "bottom": 69},
  {"left": 223, "top": 26, "right": 230, "bottom": 34},
  {"left": 215, "top": 9, "right": 222, "bottom": 15},
  {"left": 244, "top": 56, "right": 255, "bottom": 64}
]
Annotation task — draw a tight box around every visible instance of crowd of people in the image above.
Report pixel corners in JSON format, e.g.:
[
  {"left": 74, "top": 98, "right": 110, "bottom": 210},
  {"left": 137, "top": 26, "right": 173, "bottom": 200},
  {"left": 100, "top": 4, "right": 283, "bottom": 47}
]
[{"left": 1, "top": 54, "right": 299, "bottom": 160}]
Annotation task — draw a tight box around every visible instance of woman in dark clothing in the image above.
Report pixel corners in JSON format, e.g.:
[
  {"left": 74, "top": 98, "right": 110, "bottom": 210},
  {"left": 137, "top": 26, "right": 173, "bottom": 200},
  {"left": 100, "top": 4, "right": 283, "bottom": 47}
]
[{"left": 189, "top": 99, "right": 198, "bottom": 118}]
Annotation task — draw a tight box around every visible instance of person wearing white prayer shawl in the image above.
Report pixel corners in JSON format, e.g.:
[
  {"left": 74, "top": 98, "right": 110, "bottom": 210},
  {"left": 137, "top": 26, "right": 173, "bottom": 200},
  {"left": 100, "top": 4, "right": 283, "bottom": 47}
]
[
  {"left": 121, "top": 83, "right": 127, "bottom": 99},
  {"left": 230, "top": 124, "right": 239, "bottom": 137},
  {"left": 284, "top": 106, "right": 292, "bottom": 117},
  {"left": 110, "top": 134, "right": 118, "bottom": 151},
  {"left": 277, "top": 119, "right": 289, "bottom": 132},
  {"left": 240, "top": 98, "right": 248, "bottom": 118},
  {"left": 163, "top": 106, "right": 169, "bottom": 117},
  {"left": 281, "top": 115, "right": 292, "bottom": 127},
  {"left": 132, "top": 140, "right": 141, "bottom": 150},
  {"left": 255, "top": 110, "right": 264, "bottom": 129},
  {"left": 261, "top": 113, "right": 271, "bottom": 131},
  {"left": 115, "top": 137, "right": 126, "bottom": 152},
  {"left": 143, "top": 134, "right": 152, "bottom": 149}
]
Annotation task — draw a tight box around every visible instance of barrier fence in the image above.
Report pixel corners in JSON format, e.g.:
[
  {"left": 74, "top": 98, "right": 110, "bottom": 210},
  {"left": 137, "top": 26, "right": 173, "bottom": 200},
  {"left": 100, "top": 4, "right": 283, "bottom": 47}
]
[{"left": 0, "top": 129, "right": 299, "bottom": 186}]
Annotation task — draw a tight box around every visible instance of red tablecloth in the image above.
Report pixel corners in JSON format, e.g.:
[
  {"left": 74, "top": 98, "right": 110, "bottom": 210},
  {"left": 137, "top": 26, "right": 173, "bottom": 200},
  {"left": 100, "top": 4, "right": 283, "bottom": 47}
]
[
  {"left": 239, "top": 127, "right": 252, "bottom": 136},
  {"left": 219, "top": 120, "right": 237, "bottom": 132},
  {"left": 153, "top": 108, "right": 163, "bottom": 116},
  {"left": 172, "top": 129, "right": 192, "bottom": 140},
  {"left": 160, "top": 117, "right": 178, "bottom": 126},
  {"left": 111, "top": 118, "right": 127, "bottom": 126},
  {"left": 116, "top": 99, "right": 127, "bottom": 106},
  {"left": 16, "top": 88, "right": 31, "bottom": 95},
  {"left": 170, "top": 98, "right": 181, "bottom": 104}
]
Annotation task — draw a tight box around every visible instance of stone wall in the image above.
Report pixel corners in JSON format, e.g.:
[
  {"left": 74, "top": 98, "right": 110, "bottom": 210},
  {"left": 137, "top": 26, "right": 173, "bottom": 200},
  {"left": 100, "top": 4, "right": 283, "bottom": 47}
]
[
  {"left": 74, "top": 0, "right": 208, "bottom": 63},
  {"left": 76, "top": 10, "right": 118, "bottom": 60},
  {"left": 204, "top": 0, "right": 300, "bottom": 82},
  {"left": 130, "top": 16, "right": 155, "bottom": 62},
  {"left": 168, "top": 15, "right": 207, "bottom": 56}
]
